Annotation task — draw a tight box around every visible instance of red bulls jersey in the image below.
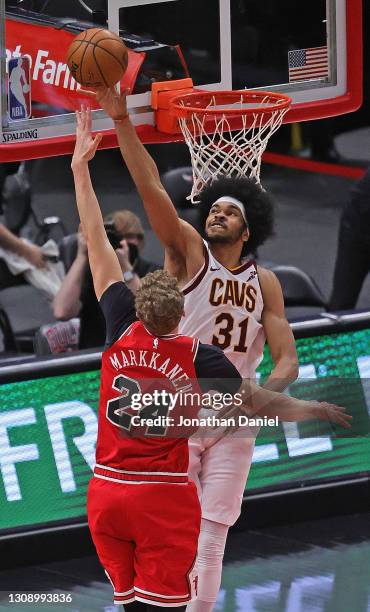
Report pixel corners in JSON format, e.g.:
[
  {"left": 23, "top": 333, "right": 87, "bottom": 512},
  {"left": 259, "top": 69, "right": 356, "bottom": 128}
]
[{"left": 94, "top": 321, "right": 201, "bottom": 485}]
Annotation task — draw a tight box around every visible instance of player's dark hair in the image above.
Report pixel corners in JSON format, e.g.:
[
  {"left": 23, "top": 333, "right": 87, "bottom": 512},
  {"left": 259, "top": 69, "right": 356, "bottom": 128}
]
[{"left": 197, "top": 176, "right": 275, "bottom": 257}]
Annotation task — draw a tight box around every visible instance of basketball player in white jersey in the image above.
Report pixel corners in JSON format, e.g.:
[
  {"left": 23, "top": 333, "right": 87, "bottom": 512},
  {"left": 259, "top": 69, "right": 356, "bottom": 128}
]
[{"left": 83, "top": 88, "right": 301, "bottom": 611}]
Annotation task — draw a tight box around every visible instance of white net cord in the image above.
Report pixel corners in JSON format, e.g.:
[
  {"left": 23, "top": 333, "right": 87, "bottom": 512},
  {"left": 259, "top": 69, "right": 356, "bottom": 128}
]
[{"left": 178, "top": 94, "right": 290, "bottom": 202}]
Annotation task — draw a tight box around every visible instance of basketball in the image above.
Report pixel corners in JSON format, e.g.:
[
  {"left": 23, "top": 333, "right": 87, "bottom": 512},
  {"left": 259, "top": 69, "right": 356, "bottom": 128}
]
[{"left": 67, "top": 28, "right": 128, "bottom": 88}]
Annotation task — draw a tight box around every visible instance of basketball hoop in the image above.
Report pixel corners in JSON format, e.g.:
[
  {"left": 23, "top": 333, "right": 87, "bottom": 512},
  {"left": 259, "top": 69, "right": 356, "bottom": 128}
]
[{"left": 169, "top": 90, "right": 291, "bottom": 202}]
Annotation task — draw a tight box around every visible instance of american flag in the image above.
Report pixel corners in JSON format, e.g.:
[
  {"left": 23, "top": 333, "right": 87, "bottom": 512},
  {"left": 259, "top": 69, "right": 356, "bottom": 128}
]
[{"left": 288, "top": 46, "right": 329, "bottom": 82}]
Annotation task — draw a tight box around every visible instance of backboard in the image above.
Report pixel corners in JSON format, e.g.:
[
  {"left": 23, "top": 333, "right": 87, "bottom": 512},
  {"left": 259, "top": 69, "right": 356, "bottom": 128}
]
[{"left": 0, "top": 0, "right": 362, "bottom": 161}]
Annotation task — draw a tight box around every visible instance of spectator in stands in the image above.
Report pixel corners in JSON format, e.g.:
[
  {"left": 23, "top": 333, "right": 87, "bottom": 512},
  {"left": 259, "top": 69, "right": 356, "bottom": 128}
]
[
  {"left": 53, "top": 210, "right": 159, "bottom": 349},
  {"left": 329, "top": 165, "right": 370, "bottom": 311},
  {"left": 104, "top": 210, "right": 160, "bottom": 277},
  {"left": 0, "top": 222, "right": 45, "bottom": 289},
  {"left": 0, "top": 161, "right": 47, "bottom": 288},
  {"left": 0, "top": 162, "right": 20, "bottom": 199}
]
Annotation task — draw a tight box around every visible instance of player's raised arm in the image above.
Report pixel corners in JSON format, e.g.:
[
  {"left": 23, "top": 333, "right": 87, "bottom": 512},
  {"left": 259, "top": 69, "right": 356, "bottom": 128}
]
[
  {"left": 71, "top": 106, "right": 123, "bottom": 301},
  {"left": 82, "top": 87, "right": 203, "bottom": 263}
]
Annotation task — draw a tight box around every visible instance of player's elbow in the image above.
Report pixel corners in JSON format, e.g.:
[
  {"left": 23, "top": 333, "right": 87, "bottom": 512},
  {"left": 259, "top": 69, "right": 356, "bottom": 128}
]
[
  {"left": 274, "top": 355, "right": 299, "bottom": 386},
  {"left": 286, "top": 358, "right": 299, "bottom": 383}
]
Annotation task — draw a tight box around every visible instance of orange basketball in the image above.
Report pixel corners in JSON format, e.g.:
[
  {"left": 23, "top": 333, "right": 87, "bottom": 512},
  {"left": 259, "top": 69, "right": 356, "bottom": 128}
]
[{"left": 67, "top": 28, "right": 128, "bottom": 88}]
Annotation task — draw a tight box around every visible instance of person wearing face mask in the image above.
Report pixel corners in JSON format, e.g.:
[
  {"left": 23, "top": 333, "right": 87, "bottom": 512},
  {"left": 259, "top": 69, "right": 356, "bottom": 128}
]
[
  {"left": 104, "top": 210, "right": 160, "bottom": 278},
  {"left": 52, "top": 210, "right": 159, "bottom": 349}
]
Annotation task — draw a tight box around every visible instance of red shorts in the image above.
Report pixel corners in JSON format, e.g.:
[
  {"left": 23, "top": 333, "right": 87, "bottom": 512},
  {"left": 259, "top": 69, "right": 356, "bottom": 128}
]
[{"left": 87, "top": 476, "right": 201, "bottom": 607}]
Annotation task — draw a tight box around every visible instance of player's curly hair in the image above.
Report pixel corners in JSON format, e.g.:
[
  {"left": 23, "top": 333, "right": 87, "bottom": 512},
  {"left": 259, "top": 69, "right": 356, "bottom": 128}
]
[
  {"left": 197, "top": 176, "right": 275, "bottom": 257},
  {"left": 135, "top": 270, "right": 184, "bottom": 336}
]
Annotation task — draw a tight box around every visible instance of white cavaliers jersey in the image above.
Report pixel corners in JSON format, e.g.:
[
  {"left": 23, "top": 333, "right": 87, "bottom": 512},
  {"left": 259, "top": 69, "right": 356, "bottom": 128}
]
[{"left": 180, "top": 242, "right": 265, "bottom": 378}]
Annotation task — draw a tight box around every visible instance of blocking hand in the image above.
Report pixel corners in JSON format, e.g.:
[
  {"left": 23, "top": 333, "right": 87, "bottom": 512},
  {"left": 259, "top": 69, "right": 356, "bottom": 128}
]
[{"left": 81, "top": 86, "right": 129, "bottom": 122}]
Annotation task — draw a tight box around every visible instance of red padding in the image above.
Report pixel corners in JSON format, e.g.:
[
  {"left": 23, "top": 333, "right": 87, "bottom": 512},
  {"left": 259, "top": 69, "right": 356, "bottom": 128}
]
[{"left": 262, "top": 152, "right": 366, "bottom": 180}]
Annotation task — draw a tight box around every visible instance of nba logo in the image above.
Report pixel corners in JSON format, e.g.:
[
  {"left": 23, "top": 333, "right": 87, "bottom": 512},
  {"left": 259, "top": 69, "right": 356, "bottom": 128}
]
[{"left": 8, "top": 56, "right": 32, "bottom": 121}]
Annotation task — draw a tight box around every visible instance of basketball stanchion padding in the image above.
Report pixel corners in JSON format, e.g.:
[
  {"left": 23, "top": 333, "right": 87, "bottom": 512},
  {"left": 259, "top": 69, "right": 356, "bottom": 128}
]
[{"left": 153, "top": 82, "right": 291, "bottom": 201}]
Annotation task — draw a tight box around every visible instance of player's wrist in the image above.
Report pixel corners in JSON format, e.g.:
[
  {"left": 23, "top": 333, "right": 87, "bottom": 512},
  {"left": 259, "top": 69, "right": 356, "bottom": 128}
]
[
  {"left": 114, "top": 113, "right": 129, "bottom": 125},
  {"left": 71, "top": 159, "right": 88, "bottom": 172}
]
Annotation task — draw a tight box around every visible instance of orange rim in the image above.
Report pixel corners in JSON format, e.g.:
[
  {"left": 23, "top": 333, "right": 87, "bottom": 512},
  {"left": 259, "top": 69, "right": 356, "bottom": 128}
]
[{"left": 170, "top": 90, "right": 291, "bottom": 119}]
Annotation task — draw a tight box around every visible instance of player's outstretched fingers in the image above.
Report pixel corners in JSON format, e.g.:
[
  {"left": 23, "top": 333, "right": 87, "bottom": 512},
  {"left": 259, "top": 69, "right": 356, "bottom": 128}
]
[
  {"left": 81, "top": 86, "right": 112, "bottom": 110},
  {"left": 322, "top": 403, "right": 352, "bottom": 429},
  {"left": 79, "top": 89, "right": 98, "bottom": 99},
  {"left": 86, "top": 106, "right": 92, "bottom": 131},
  {"left": 120, "top": 87, "right": 131, "bottom": 101},
  {"left": 92, "top": 133, "right": 103, "bottom": 155},
  {"left": 332, "top": 408, "right": 352, "bottom": 429},
  {"left": 83, "top": 106, "right": 91, "bottom": 131},
  {"left": 78, "top": 103, "right": 85, "bottom": 124}
]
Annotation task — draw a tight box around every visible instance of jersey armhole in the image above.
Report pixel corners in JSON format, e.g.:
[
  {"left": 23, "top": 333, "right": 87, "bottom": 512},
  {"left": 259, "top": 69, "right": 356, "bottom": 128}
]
[
  {"left": 192, "top": 337, "right": 200, "bottom": 362},
  {"left": 182, "top": 245, "right": 209, "bottom": 296},
  {"left": 118, "top": 322, "right": 135, "bottom": 341}
]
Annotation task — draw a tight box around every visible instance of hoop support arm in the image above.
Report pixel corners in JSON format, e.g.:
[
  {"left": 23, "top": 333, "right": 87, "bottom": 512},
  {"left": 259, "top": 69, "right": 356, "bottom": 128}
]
[{"left": 151, "top": 78, "right": 199, "bottom": 134}]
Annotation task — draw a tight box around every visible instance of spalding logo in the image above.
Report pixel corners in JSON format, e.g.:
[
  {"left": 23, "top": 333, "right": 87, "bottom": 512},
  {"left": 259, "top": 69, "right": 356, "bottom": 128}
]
[{"left": 2, "top": 129, "right": 38, "bottom": 143}]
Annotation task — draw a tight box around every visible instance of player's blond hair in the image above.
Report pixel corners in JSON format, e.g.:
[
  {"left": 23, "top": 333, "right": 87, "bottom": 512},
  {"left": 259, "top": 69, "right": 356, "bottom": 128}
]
[{"left": 135, "top": 270, "right": 184, "bottom": 336}]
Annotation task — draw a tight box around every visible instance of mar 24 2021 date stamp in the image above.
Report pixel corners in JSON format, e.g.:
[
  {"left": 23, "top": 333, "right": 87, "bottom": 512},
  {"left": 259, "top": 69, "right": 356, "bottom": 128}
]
[{"left": 8, "top": 593, "right": 73, "bottom": 604}]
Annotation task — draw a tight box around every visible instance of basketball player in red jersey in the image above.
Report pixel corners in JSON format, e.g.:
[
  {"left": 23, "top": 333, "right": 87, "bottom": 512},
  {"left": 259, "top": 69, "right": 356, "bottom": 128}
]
[
  {"left": 72, "top": 104, "right": 351, "bottom": 611},
  {"left": 80, "top": 86, "right": 299, "bottom": 610}
]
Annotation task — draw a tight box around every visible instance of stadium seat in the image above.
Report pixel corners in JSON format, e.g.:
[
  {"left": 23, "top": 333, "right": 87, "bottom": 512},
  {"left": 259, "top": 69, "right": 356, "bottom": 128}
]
[
  {"left": 0, "top": 306, "right": 17, "bottom": 352},
  {"left": 2, "top": 162, "right": 66, "bottom": 243},
  {"left": 58, "top": 233, "right": 78, "bottom": 272},
  {"left": 270, "top": 265, "right": 327, "bottom": 308},
  {"left": 160, "top": 166, "right": 194, "bottom": 209},
  {"left": 1, "top": 162, "right": 31, "bottom": 234}
]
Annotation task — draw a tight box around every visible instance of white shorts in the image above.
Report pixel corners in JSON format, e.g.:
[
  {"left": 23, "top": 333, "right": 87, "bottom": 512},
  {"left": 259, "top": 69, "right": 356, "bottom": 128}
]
[{"left": 188, "top": 426, "right": 257, "bottom": 526}]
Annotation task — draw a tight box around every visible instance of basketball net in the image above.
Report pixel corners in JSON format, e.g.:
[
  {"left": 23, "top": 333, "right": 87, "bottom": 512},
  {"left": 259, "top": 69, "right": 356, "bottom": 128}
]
[{"left": 174, "top": 91, "right": 291, "bottom": 202}]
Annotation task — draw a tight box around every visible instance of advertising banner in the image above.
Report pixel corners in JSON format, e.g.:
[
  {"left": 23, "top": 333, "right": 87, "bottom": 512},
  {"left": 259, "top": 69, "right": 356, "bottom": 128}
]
[{"left": 1, "top": 328, "right": 370, "bottom": 534}]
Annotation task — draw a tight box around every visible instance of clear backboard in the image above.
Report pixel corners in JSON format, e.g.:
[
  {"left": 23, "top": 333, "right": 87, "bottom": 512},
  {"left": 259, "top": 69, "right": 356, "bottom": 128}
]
[{"left": 0, "top": 0, "right": 362, "bottom": 161}]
